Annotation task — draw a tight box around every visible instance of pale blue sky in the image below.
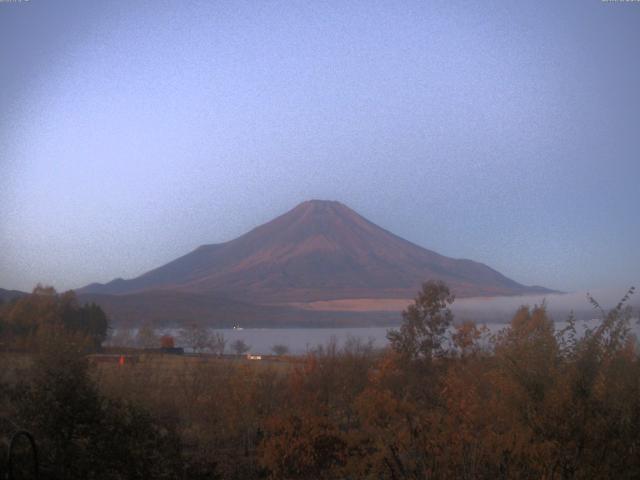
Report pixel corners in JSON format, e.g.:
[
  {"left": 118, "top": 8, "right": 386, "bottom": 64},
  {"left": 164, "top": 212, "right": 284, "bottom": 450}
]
[{"left": 1, "top": 0, "right": 639, "bottom": 293}]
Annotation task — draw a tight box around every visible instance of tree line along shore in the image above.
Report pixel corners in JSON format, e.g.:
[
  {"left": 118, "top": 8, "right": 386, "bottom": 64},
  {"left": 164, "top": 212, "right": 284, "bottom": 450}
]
[{"left": 1, "top": 282, "right": 638, "bottom": 479}]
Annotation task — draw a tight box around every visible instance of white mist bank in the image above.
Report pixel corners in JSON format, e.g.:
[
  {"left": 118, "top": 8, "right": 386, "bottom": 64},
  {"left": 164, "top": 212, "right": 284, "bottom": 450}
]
[{"left": 453, "top": 288, "right": 638, "bottom": 323}]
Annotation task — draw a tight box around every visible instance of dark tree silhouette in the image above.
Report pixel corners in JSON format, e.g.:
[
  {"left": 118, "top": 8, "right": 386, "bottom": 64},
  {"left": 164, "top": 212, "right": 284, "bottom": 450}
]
[
  {"left": 387, "top": 280, "right": 455, "bottom": 361},
  {"left": 231, "top": 339, "right": 250, "bottom": 356}
]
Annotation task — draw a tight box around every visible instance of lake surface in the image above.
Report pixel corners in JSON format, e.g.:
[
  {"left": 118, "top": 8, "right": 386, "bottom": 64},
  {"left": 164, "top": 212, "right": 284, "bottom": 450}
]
[
  {"left": 108, "top": 289, "right": 640, "bottom": 354},
  {"left": 151, "top": 317, "right": 639, "bottom": 355}
]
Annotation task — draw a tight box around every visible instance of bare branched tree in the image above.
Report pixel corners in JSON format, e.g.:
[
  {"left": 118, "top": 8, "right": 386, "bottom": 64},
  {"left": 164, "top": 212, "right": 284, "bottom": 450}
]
[
  {"left": 179, "top": 324, "right": 213, "bottom": 354},
  {"left": 231, "top": 339, "right": 250, "bottom": 356}
]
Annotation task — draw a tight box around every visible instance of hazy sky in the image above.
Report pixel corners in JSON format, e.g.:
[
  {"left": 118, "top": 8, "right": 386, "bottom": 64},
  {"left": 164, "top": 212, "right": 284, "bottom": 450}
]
[{"left": 1, "top": 0, "right": 639, "bottom": 293}]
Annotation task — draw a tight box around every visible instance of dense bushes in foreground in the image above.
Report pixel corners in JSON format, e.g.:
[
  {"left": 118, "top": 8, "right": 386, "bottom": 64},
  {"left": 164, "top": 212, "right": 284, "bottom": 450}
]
[
  {"left": 258, "top": 283, "right": 640, "bottom": 479},
  {"left": 1, "top": 282, "right": 638, "bottom": 479},
  {"left": 1, "top": 333, "right": 185, "bottom": 479}
]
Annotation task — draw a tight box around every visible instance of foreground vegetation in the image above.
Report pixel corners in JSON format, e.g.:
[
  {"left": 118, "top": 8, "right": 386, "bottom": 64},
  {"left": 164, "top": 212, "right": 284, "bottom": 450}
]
[{"left": 1, "top": 282, "right": 638, "bottom": 479}]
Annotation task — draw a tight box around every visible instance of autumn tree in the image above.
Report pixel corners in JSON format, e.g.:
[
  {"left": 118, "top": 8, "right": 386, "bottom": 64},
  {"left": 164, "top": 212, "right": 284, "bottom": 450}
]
[
  {"left": 387, "top": 280, "right": 455, "bottom": 362},
  {"left": 259, "top": 338, "right": 377, "bottom": 479},
  {"left": 545, "top": 287, "right": 640, "bottom": 478},
  {"left": 451, "top": 320, "right": 490, "bottom": 357},
  {"left": 160, "top": 335, "right": 175, "bottom": 348},
  {"left": 0, "top": 286, "right": 108, "bottom": 350}
]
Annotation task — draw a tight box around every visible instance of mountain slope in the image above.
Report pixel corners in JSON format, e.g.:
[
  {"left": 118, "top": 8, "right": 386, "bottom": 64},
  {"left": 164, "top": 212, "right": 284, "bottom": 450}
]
[
  {"left": 0, "top": 288, "right": 27, "bottom": 303},
  {"left": 77, "top": 290, "right": 398, "bottom": 327},
  {"left": 80, "top": 200, "right": 553, "bottom": 303}
]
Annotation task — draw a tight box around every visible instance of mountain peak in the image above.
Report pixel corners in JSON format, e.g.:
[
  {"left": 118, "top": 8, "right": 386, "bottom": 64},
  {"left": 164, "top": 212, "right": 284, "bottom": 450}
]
[
  {"left": 298, "top": 199, "right": 346, "bottom": 206},
  {"left": 80, "top": 200, "right": 554, "bottom": 302},
  {"left": 291, "top": 199, "right": 353, "bottom": 215}
]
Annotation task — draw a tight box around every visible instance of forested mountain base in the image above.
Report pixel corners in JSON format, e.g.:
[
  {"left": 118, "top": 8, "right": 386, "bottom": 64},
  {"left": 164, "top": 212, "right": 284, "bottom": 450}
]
[{"left": 1, "top": 282, "right": 638, "bottom": 479}]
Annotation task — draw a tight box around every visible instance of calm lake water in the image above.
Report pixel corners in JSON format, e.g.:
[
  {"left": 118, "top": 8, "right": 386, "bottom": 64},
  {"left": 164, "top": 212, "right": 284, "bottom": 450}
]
[
  {"left": 111, "top": 290, "right": 640, "bottom": 355},
  {"left": 134, "top": 317, "right": 639, "bottom": 355}
]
